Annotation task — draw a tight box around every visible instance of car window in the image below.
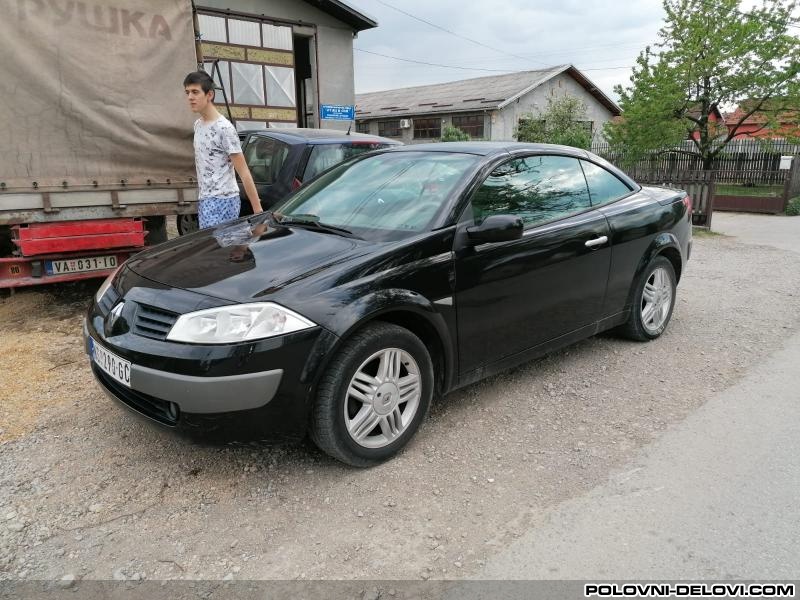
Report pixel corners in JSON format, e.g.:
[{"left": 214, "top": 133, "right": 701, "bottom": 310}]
[
  {"left": 580, "top": 160, "right": 633, "bottom": 207},
  {"left": 303, "top": 142, "right": 395, "bottom": 181},
  {"left": 243, "top": 136, "right": 289, "bottom": 184},
  {"left": 471, "top": 155, "right": 591, "bottom": 227},
  {"left": 275, "top": 151, "right": 480, "bottom": 242}
]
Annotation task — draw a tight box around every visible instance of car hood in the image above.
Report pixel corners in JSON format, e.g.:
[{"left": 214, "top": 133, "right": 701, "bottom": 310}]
[{"left": 125, "top": 220, "right": 368, "bottom": 303}]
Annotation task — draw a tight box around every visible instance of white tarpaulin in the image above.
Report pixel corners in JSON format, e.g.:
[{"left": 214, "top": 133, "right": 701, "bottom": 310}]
[{"left": 0, "top": 0, "right": 198, "bottom": 190}]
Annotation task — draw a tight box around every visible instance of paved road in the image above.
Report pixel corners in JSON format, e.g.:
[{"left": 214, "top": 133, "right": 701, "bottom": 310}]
[
  {"left": 477, "top": 214, "right": 800, "bottom": 580},
  {"left": 712, "top": 212, "right": 800, "bottom": 255}
]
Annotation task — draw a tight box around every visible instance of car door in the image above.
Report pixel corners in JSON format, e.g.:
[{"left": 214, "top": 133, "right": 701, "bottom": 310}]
[
  {"left": 238, "top": 134, "right": 291, "bottom": 211},
  {"left": 455, "top": 154, "right": 612, "bottom": 375}
]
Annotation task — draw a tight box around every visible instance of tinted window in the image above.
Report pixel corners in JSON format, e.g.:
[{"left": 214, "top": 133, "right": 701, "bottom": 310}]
[
  {"left": 303, "top": 143, "right": 394, "bottom": 181},
  {"left": 471, "top": 155, "right": 591, "bottom": 226},
  {"left": 243, "top": 137, "right": 289, "bottom": 184},
  {"left": 581, "top": 160, "right": 632, "bottom": 206},
  {"left": 276, "top": 151, "right": 480, "bottom": 242}
]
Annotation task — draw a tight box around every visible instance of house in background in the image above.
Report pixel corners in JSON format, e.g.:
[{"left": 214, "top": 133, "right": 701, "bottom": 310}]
[
  {"left": 724, "top": 99, "right": 800, "bottom": 140},
  {"left": 355, "top": 65, "right": 621, "bottom": 144},
  {"left": 688, "top": 105, "right": 725, "bottom": 141}
]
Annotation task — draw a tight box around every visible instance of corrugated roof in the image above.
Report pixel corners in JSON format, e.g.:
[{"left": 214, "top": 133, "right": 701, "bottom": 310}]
[{"left": 355, "top": 65, "right": 621, "bottom": 119}]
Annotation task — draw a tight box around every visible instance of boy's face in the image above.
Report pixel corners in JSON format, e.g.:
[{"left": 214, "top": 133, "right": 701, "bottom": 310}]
[{"left": 184, "top": 83, "right": 213, "bottom": 113}]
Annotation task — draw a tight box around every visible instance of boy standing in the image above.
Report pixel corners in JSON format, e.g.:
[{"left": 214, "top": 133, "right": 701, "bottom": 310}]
[{"left": 183, "top": 71, "right": 262, "bottom": 228}]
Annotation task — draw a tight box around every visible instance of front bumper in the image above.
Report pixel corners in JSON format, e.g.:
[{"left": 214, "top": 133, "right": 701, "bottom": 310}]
[{"left": 84, "top": 291, "right": 328, "bottom": 441}]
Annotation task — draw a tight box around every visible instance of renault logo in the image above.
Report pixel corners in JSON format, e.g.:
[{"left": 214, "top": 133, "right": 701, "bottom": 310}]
[{"left": 107, "top": 301, "right": 124, "bottom": 330}]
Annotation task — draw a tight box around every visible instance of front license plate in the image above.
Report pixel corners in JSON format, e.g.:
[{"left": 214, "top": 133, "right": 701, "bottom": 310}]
[
  {"left": 90, "top": 337, "right": 131, "bottom": 388},
  {"left": 46, "top": 255, "right": 117, "bottom": 276}
]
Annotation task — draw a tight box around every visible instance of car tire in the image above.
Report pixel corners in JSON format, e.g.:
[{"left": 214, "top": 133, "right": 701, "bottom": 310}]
[
  {"left": 619, "top": 255, "right": 677, "bottom": 341},
  {"left": 310, "top": 321, "right": 434, "bottom": 467},
  {"left": 177, "top": 214, "right": 199, "bottom": 236}
]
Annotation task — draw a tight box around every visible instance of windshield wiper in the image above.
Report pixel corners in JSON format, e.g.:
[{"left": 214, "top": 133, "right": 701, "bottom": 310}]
[{"left": 276, "top": 214, "right": 361, "bottom": 239}]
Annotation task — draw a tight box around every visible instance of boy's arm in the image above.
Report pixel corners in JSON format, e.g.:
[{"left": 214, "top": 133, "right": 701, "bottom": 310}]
[{"left": 230, "top": 153, "right": 263, "bottom": 214}]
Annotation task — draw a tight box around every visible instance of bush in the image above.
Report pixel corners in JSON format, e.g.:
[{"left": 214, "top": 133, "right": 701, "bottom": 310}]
[
  {"left": 786, "top": 196, "right": 800, "bottom": 216},
  {"left": 441, "top": 125, "right": 470, "bottom": 142}
]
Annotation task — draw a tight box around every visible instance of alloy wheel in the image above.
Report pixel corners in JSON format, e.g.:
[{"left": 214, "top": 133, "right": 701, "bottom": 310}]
[
  {"left": 344, "top": 348, "right": 422, "bottom": 449},
  {"left": 641, "top": 266, "right": 673, "bottom": 334}
]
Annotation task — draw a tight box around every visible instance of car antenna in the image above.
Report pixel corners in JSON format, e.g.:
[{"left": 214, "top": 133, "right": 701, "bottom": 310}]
[{"left": 346, "top": 121, "right": 352, "bottom": 135}]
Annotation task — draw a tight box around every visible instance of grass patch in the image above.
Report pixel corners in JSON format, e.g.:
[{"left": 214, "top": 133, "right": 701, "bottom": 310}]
[
  {"left": 693, "top": 227, "right": 726, "bottom": 238},
  {"left": 716, "top": 183, "right": 784, "bottom": 198}
]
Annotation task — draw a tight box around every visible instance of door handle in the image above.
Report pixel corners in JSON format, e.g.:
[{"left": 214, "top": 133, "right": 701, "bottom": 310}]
[{"left": 585, "top": 236, "right": 608, "bottom": 248}]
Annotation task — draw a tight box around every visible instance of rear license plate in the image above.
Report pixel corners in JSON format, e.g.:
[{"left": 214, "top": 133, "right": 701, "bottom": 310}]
[
  {"left": 90, "top": 337, "right": 131, "bottom": 388},
  {"left": 46, "top": 255, "right": 117, "bottom": 276}
]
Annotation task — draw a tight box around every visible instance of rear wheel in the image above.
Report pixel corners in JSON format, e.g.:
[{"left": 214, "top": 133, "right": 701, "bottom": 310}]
[
  {"left": 619, "top": 255, "right": 676, "bottom": 341},
  {"left": 310, "top": 322, "right": 434, "bottom": 467},
  {"left": 176, "top": 213, "right": 199, "bottom": 236}
]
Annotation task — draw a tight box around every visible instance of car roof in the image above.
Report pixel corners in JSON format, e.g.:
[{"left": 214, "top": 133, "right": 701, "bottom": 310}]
[
  {"left": 383, "top": 141, "right": 591, "bottom": 157},
  {"left": 240, "top": 127, "right": 401, "bottom": 146}
]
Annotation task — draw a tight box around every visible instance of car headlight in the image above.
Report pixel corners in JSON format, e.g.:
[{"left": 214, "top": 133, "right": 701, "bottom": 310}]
[
  {"left": 95, "top": 266, "right": 122, "bottom": 303},
  {"left": 166, "top": 302, "right": 316, "bottom": 344}
]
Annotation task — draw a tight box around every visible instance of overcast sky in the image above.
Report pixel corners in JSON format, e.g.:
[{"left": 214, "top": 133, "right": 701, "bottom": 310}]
[{"left": 346, "top": 0, "right": 669, "bottom": 101}]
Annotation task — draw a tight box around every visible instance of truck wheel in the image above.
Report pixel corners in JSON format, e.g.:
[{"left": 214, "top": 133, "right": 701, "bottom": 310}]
[
  {"left": 144, "top": 216, "right": 168, "bottom": 245},
  {"left": 310, "top": 322, "right": 434, "bottom": 467},
  {"left": 177, "top": 214, "right": 199, "bottom": 236}
]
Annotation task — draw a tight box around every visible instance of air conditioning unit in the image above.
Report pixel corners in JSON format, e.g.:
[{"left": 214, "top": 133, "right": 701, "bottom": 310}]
[{"left": 399, "top": 118, "right": 412, "bottom": 129}]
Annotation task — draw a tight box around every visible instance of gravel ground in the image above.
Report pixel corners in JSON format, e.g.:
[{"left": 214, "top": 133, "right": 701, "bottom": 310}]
[{"left": 1, "top": 231, "right": 799, "bottom": 583}]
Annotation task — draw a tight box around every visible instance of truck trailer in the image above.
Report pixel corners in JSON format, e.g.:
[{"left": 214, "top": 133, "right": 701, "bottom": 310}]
[{"left": 0, "top": 0, "right": 203, "bottom": 288}]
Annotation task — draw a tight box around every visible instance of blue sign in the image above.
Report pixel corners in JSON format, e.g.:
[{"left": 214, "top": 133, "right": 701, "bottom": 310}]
[{"left": 320, "top": 104, "right": 355, "bottom": 121}]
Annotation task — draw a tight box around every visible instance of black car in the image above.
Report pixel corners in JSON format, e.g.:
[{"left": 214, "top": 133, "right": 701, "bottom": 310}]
[
  {"left": 86, "top": 142, "right": 692, "bottom": 467},
  {"left": 177, "top": 128, "right": 400, "bottom": 235}
]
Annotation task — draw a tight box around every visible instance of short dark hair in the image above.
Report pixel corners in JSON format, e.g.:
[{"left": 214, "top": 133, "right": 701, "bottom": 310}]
[{"left": 183, "top": 71, "right": 215, "bottom": 95}]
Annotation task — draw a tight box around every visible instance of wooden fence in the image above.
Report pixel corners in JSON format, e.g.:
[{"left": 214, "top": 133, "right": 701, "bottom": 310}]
[
  {"left": 628, "top": 170, "right": 716, "bottom": 228},
  {"left": 592, "top": 139, "right": 799, "bottom": 185},
  {"left": 593, "top": 139, "right": 800, "bottom": 215}
]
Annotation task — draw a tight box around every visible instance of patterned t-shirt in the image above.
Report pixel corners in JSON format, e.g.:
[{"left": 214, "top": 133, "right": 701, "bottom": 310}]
[{"left": 193, "top": 115, "right": 242, "bottom": 200}]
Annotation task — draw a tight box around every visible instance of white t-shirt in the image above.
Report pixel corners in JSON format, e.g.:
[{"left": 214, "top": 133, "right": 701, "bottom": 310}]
[{"left": 193, "top": 115, "right": 242, "bottom": 199}]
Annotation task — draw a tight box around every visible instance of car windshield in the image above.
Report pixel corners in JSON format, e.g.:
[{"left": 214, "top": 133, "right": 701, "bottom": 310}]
[
  {"left": 303, "top": 142, "right": 396, "bottom": 181},
  {"left": 274, "top": 151, "right": 480, "bottom": 242}
]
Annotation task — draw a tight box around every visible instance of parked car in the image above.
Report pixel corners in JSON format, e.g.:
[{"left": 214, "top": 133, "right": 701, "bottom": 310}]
[
  {"left": 86, "top": 142, "right": 692, "bottom": 467},
  {"left": 176, "top": 128, "right": 400, "bottom": 235}
]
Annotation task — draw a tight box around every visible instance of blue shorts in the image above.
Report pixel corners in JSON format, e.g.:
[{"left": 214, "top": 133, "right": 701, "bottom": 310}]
[{"left": 198, "top": 195, "right": 240, "bottom": 229}]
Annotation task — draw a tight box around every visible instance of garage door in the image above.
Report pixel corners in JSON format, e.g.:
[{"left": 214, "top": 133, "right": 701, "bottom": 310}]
[{"left": 197, "top": 12, "right": 297, "bottom": 130}]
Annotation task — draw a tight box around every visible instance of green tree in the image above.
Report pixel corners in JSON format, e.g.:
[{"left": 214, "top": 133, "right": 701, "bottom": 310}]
[
  {"left": 441, "top": 125, "right": 470, "bottom": 142},
  {"left": 515, "top": 96, "right": 593, "bottom": 149},
  {"left": 605, "top": 0, "right": 800, "bottom": 168}
]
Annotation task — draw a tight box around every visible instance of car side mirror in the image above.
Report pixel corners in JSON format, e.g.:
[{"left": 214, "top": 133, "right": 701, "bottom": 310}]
[{"left": 466, "top": 215, "right": 524, "bottom": 244}]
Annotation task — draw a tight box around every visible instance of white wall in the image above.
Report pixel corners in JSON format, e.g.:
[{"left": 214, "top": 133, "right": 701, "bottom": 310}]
[{"left": 492, "top": 72, "right": 616, "bottom": 142}]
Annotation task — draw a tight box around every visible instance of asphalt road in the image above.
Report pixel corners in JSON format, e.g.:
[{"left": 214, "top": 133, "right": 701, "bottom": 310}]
[{"left": 479, "top": 213, "right": 800, "bottom": 580}]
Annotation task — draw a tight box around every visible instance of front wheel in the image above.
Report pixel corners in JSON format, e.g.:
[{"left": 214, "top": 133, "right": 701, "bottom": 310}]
[
  {"left": 619, "top": 255, "right": 677, "bottom": 341},
  {"left": 310, "top": 322, "right": 434, "bottom": 467}
]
